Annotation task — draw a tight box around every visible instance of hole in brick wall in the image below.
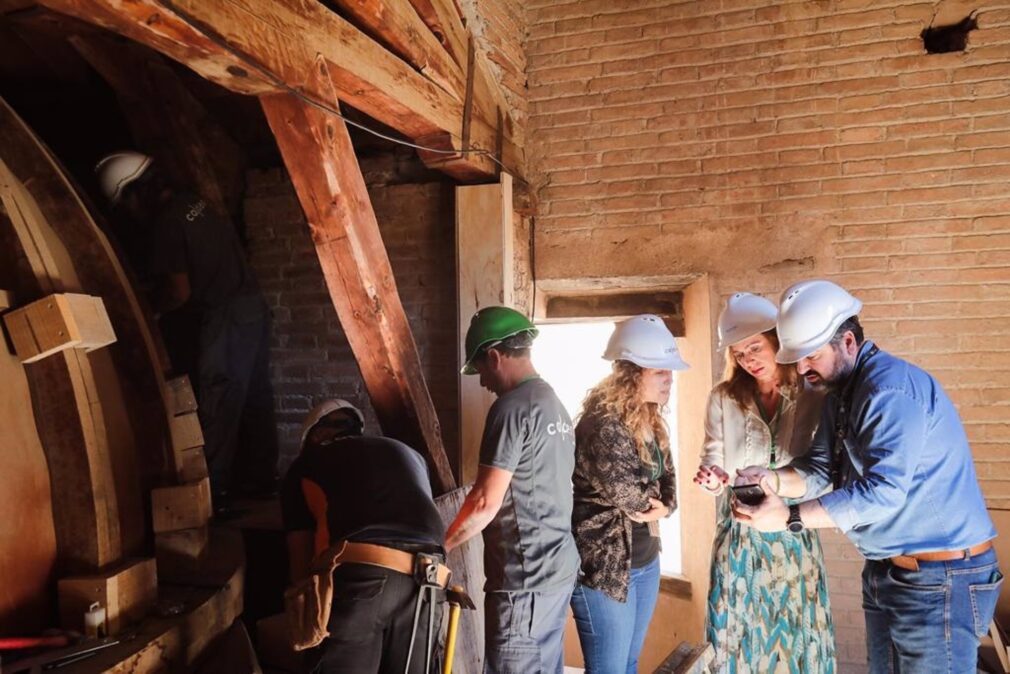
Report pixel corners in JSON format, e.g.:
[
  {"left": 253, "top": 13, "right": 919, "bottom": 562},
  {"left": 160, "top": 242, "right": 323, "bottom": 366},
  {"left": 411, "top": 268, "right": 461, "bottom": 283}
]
[{"left": 921, "top": 11, "right": 978, "bottom": 54}]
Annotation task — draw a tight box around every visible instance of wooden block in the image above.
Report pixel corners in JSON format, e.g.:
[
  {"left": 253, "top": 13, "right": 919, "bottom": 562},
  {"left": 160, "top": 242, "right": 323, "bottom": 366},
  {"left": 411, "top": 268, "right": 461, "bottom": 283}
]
[
  {"left": 169, "top": 411, "right": 204, "bottom": 451},
  {"left": 156, "top": 527, "right": 209, "bottom": 580},
  {"left": 3, "top": 293, "right": 116, "bottom": 363},
  {"left": 166, "top": 375, "right": 198, "bottom": 416},
  {"left": 151, "top": 477, "right": 212, "bottom": 533},
  {"left": 58, "top": 558, "right": 157, "bottom": 635},
  {"left": 177, "top": 446, "right": 209, "bottom": 483},
  {"left": 0, "top": 289, "right": 12, "bottom": 311}
]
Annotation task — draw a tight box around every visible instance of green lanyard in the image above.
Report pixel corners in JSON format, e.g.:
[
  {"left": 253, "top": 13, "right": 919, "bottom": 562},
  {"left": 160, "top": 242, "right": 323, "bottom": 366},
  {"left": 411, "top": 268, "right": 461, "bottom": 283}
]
[
  {"left": 645, "top": 440, "right": 663, "bottom": 481},
  {"left": 756, "top": 394, "right": 784, "bottom": 469}
]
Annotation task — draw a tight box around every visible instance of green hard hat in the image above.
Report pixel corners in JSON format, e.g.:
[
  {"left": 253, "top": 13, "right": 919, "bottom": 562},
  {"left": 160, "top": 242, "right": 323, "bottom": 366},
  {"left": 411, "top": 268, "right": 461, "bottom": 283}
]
[{"left": 461, "top": 306, "right": 538, "bottom": 375}]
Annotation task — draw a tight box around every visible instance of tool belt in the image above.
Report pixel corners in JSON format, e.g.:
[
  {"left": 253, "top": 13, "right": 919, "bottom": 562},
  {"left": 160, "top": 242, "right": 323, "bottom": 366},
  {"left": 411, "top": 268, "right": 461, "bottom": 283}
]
[
  {"left": 283, "top": 540, "right": 451, "bottom": 651},
  {"left": 889, "top": 540, "right": 993, "bottom": 572}
]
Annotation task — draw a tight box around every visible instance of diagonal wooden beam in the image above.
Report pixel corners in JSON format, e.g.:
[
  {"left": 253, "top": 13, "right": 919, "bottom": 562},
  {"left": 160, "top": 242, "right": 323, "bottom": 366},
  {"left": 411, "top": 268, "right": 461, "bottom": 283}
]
[
  {"left": 407, "top": 0, "right": 465, "bottom": 67},
  {"left": 331, "top": 0, "right": 463, "bottom": 100},
  {"left": 38, "top": 0, "right": 519, "bottom": 180},
  {"left": 260, "top": 60, "right": 456, "bottom": 494}
]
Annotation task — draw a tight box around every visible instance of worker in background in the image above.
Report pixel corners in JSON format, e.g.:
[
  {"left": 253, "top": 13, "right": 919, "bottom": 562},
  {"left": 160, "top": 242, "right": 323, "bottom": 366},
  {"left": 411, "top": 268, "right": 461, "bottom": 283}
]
[
  {"left": 446, "top": 306, "right": 580, "bottom": 674},
  {"left": 96, "top": 151, "right": 279, "bottom": 513},
  {"left": 733, "top": 279, "right": 999, "bottom": 674},
  {"left": 281, "top": 399, "right": 449, "bottom": 673}
]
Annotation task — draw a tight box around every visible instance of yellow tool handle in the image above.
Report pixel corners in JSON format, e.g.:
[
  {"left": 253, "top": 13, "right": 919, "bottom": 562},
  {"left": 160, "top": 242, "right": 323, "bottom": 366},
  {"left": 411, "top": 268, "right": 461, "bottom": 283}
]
[{"left": 442, "top": 603, "right": 461, "bottom": 674}]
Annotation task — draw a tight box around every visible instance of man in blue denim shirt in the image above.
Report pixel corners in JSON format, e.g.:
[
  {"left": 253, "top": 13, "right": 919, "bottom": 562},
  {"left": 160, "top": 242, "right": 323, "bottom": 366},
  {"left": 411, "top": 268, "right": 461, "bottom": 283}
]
[{"left": 734, "top": 279, "right": 1000, "bottom": 673}]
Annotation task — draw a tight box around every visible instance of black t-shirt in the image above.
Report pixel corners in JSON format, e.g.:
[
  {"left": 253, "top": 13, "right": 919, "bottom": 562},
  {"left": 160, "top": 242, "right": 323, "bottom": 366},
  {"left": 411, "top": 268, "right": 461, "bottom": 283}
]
[
  {"left": 631, "top": 522, "right": 659, "bottom": 568},
  {"left": 149, "top": 193, "right": 258, "bottom": 308},
  {"left": 280, "top": 436, "right": 446, "bottom": 553}
]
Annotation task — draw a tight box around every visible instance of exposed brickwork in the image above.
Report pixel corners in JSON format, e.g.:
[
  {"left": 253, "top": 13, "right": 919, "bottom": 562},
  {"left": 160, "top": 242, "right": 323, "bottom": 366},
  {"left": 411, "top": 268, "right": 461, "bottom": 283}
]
[
  {"left": 244, "top": 167, "right": 458, "bottom": 475},
  {"left": 527, "top": 2, "right": 1010, "bottom": 671},
  {"left": 461, "top": 0, "right": 529, "bottom": 136}
]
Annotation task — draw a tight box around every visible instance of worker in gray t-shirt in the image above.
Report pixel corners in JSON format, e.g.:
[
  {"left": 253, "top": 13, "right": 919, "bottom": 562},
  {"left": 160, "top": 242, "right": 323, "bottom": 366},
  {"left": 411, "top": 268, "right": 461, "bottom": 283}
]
[{"left": 446, "top": 306, "right": 579, "bottom": 674}]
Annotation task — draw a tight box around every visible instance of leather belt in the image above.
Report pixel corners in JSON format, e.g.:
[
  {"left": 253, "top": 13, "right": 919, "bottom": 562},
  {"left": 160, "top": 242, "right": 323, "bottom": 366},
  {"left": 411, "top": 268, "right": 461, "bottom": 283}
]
[
  {"left": 889, "top": 540, "right": 993, "bottom": 571},
  {"left": 334, "top": 541, "right": 452, "bottom": 588}
]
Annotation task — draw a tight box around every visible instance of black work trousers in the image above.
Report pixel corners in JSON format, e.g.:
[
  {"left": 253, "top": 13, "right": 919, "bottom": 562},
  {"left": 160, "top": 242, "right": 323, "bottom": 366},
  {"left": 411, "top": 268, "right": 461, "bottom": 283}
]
[
  {"left": 312, "top": 564, "right": 443, "bottom": 674},
  {"left": 199, "top": 293, "right": 279, "bottom": 494}
]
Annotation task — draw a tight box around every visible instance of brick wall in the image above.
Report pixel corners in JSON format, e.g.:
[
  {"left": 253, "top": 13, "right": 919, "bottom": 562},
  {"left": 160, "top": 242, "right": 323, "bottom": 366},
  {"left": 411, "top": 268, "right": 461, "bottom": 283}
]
[
  {"left": 526, "top": 2, "right": 1010, "bottom": 671},
  {"left": 461, "top": 0, "right": 529, "bottom": 135},
  {"left": 244, "top": 165, "right": 458, "bottom": 475}
]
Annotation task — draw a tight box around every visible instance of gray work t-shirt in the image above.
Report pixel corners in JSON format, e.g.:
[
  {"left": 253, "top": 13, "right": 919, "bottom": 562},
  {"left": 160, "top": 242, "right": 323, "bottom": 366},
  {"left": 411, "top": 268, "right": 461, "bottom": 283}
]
[{"left": 480, "top": 377, "right": 580, "bottom": 592}]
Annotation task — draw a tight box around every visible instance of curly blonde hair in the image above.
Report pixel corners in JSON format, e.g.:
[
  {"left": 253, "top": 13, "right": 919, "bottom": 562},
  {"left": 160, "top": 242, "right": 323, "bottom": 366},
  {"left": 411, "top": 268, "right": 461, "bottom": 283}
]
[{"left": 580, "top": 360, "right": 672, "bottom": 470}]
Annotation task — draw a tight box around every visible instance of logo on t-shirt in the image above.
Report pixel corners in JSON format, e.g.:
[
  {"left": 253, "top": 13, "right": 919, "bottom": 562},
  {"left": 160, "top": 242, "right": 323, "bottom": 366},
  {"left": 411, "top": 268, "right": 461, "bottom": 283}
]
[
  {"left": 185, "top": 199, "right": 208, "bottom": 222},
  {"left": 547, "top": 415, "right": 572, "bottom": 438}
]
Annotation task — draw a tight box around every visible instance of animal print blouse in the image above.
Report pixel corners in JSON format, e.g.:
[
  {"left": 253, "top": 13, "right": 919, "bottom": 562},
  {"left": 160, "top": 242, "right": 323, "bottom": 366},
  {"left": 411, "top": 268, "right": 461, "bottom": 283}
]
[{"left": 572, "top": 410, "right": 677, "bottom": 602}]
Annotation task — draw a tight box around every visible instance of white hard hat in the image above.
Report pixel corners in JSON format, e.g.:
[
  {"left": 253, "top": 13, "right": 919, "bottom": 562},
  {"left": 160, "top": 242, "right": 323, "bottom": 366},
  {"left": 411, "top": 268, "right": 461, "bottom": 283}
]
[
  {"left": 775, "top": 280, "right": 862, "bottom": 364},
  {"left": 95, "top": 151, "right": 152, "bottom": 204},
  {"left": 300, "top": 398, "right": 365, "bottom": 448},
  {"left": 717, "top": 293, "right": 778, "bottom": 350},
  {"left": 603, "top": 314, "right": 690, "bottom": 371}
]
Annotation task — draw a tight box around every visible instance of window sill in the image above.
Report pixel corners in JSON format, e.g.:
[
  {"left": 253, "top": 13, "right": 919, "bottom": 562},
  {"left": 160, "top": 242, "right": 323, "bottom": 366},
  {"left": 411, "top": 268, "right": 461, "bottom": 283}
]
[{"left": 660, "top": 574, "right": 692, "bottom": 599}]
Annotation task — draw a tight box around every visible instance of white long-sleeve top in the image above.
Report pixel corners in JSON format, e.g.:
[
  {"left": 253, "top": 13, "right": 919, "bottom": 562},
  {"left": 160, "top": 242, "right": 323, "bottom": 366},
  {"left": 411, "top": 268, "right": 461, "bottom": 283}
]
[{"left": 700, "top": 380, "right": 825, "bottom": 475}]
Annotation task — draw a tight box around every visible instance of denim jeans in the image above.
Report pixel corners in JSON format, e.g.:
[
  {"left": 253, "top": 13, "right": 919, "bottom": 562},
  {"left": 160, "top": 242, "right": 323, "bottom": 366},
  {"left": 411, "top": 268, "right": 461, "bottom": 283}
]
[
  {"left": 484, "top": 583, "right": 574, "bottom": 674},
  {"left": 570, "top": 557, "right": 661, "bottom": 674},
  {"left": 862, "top": 547, "right": 1002, "bottom": 673}
]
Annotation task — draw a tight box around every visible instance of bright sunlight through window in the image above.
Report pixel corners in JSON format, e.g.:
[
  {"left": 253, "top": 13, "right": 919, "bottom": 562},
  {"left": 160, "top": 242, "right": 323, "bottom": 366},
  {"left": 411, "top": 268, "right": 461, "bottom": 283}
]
[{"left": 532, "top": 321, "right": 683, "bottom": 576}]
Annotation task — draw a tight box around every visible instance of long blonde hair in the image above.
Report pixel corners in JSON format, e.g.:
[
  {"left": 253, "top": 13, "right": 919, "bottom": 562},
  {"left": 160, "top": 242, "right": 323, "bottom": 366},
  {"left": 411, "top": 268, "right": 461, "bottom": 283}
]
[
  {"left": 580, "top": 360, "right": 672, "bottom": 470},
  {"left": 720, "top": 329, "right": 797, "bottom": 411}
]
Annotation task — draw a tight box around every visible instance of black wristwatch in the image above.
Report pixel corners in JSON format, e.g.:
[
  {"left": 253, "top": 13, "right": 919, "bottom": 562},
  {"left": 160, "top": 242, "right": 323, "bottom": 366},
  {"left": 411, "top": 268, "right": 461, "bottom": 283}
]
[{"left": 787, "top": 504, "right": 804, "bottom": 533}]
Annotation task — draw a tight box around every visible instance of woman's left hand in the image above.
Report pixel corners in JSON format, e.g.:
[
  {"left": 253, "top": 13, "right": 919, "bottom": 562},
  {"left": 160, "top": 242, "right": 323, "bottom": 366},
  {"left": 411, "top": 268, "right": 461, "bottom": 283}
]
[{"left": 628, "top": 497, "right": 669, "bottom": 522}]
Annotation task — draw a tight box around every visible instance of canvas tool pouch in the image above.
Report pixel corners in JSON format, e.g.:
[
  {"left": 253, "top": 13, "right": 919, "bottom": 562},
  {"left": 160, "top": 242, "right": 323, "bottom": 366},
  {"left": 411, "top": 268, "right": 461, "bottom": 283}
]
[
  {"left": 283, "top": 541, "right": 452, "bottom": 651},
  {"left": 284, "top": 542, "right": 344, "bottom": 651}
]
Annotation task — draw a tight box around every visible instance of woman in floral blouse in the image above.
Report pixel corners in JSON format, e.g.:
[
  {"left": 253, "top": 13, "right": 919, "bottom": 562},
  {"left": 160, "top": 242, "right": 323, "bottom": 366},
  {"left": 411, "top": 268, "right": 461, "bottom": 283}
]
[
  {"left": 570, "top": 315, "right": 686, "bottom": 673},
  {"left": 694, "top": 293, "right": 835, "bottom": 673}
]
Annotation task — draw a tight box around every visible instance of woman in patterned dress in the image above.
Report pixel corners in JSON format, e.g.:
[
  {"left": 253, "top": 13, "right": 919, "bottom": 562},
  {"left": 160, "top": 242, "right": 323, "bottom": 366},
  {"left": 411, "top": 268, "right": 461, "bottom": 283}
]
[
  {"left": 570, "top": 315, "right": 687, "bottom": 673},
  {"left": 694, "top": 293, "right": 835, "bottom": 673}
]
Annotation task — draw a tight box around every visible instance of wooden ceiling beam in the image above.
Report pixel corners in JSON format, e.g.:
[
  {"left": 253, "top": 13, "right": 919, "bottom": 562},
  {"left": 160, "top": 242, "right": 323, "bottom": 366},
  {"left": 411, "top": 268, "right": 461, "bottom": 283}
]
[
  {"left": 38, "top": 0, "right": 519, "bottom": 180},
  {"left": 330, "top": 0, "right": 464, "bottom": 100},
  {"left": 260, "top": 59, "right": 456, "bottom": 493}
]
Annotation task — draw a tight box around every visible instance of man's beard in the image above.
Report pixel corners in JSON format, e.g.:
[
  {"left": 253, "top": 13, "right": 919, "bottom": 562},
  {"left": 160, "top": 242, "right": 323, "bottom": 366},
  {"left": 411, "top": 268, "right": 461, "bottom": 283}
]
[{"left": 805, "top": 348, "right": 855, "bottom": 392}]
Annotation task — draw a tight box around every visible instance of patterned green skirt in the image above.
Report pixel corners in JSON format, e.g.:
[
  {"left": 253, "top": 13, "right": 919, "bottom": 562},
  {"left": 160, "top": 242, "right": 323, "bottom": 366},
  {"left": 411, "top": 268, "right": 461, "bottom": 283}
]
[{"left": 705, "top": 498, "right": 836, "bottom": 674}]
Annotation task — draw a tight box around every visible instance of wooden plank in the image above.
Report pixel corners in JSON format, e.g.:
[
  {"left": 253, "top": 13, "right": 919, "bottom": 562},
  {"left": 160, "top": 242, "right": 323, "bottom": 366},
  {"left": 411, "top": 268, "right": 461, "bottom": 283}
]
[
  {"left": 25, "top": 350, "right": 123, "bottom": 571},
  {"left": 544, "top": 291, "right": 686, "bottom": 334},
  {"left": 36, "top": 0, "right": 273, "bottom": 95},
  {"left": 166, "top": 375, "right": 198, "bottom": 416},
  {"left": 329, "top": 0, "right": 464, "bottom": 99},
  {"left": 4, "top": 292, "right": 117, "bottom": 363},
  {"left": 434, "top": 487, "right": 484, "bottom": 673},
  {"left": 652, "top": 641, "right": 714, "bottom": 674},
  {"left": 410, "top": 0, "right": 466, "bottom": 67},
  {"left": 151, "top": 477, "right": 212, "bottom": 533},
  {"left": 177, "top": 446, "right": 209, "bottom": 483},
  {"left": 455, "top": 174, "right": 514, "bottom": 483},
  {"left": 155, "top": 526, "right": 209, "bottom": 580},
  {"left": 58, "top": 557, "right": 158, "bottom": 635},
  {"left": 38, "top": 0, "right": 515, "bottom": 180},
  {"left": 169, "top": 411, "right": 204, "bottom": 452},
  {"left": 260, "top": 72, "right": 456, "bottom": 494}
]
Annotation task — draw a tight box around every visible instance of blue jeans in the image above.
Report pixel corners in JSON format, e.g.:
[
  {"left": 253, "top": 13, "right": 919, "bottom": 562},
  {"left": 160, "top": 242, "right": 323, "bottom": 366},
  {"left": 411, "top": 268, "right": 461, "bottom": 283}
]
[
  {"left": 862, "top": 547, "right": 1002, "bottom": 673},
  {"left": 570, "top": 557, "right": 661, "bottom": 674}
]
